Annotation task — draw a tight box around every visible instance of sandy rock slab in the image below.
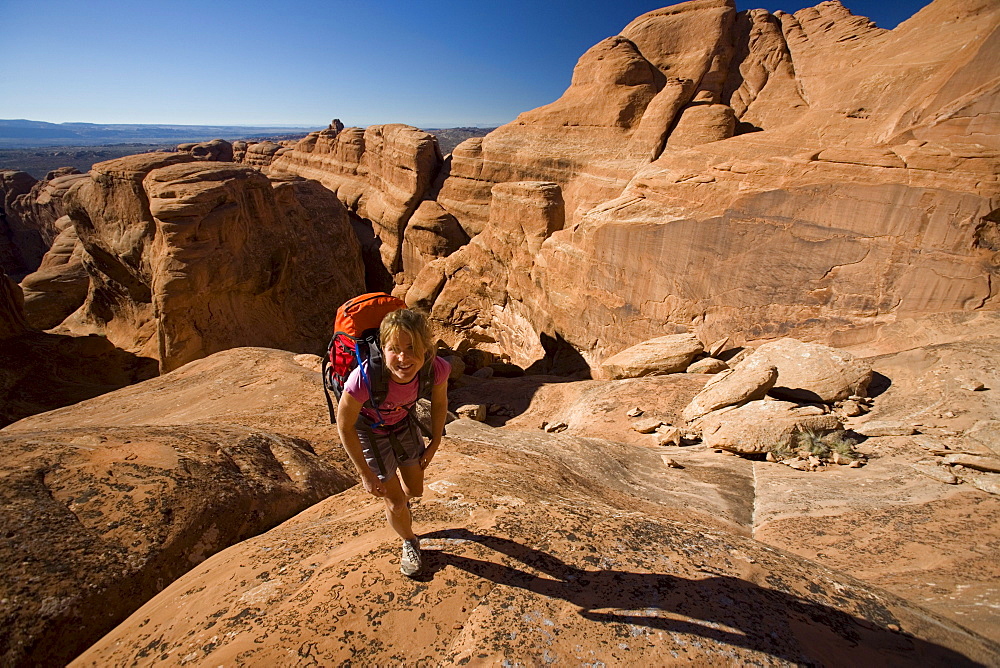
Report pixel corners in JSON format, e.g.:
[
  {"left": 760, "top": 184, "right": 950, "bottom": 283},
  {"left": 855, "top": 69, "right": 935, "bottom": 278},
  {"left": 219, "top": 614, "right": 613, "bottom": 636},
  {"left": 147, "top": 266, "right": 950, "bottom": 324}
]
[
  {"left": 598, "top": 333, "right": 704, "bottom": 379},
  {"left": 753, "top": 443, "right": 1000, "bottom": 643},
  {"left": 73, "top": 422, "right": 999, "bottom": 667},
  {"left": 454, "top": 372, "right": 707, "bottom": 444},
  {"left": 0, "top": 424, "right": 346, "bottom": 667}
]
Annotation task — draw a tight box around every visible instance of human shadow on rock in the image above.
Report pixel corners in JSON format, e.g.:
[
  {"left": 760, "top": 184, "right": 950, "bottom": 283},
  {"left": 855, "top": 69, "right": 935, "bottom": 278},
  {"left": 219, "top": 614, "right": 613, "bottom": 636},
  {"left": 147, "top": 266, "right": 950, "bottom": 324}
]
[{"left": 418, "top": 529, "right": 987, "bottom": 667}]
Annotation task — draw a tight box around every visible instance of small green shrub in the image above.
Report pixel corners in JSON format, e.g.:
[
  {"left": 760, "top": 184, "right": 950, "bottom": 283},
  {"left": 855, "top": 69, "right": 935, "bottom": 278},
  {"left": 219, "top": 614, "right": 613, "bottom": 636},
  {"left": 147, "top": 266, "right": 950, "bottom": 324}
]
[
  {"left": 769, "top": 440, "right": 797, "bottom": 460},
  {"left": 792, "top": 428, "right": 858, "bottom": 461}
]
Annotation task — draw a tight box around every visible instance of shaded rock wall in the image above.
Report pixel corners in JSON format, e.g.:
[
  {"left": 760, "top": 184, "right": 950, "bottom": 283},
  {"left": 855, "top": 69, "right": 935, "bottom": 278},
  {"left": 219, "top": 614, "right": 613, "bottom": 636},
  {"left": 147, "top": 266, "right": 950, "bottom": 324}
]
[
  {"left": 0, "top": 169, "right": 88, "bottom": 278},
  {"left": 0, "top": 269, "right": 28, "bottom": 339}
]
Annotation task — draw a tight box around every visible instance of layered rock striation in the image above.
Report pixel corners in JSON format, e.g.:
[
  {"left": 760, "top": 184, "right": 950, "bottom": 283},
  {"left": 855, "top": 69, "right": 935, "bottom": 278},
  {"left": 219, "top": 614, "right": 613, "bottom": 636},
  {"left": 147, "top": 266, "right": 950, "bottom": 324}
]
[
  {"left": 396, "top": 0, "right": 1000, "bottom": 371},
  {"left": 269, "top": 121, "right": 443, "bottom": 283}
]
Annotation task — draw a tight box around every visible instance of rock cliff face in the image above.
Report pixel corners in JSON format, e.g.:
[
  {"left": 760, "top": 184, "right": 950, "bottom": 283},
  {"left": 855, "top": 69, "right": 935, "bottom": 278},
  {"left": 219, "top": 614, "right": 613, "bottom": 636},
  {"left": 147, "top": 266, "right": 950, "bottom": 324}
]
[
  {"left": 393, "top": 0, "right": 999, "bottom": 370},
  {"left": 61, "top": 155, "right": 366, "bottom": 371},
  {"left": 0, "top": 268, "right": 28, "bottom": 339},
  {"left": 1, "top": 169, "right": 87, "bottom": 278},
  {"left": 269, "top": 121, "right": 443, "bottom": 284}
]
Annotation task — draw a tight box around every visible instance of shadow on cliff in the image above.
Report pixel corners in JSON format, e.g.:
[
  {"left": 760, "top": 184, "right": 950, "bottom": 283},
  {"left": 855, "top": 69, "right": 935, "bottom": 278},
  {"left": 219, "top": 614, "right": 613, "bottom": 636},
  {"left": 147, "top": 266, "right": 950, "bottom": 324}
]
[
  {"left": 451, "top": 332, "right": 591, "bottom": 427},
  {"left": 0, "top": 331, "right": 158, "bottom": 428},
  {"left": 525, "top": 332, "right": 592, "bottom": 378},
  {"left": 418, "top": 529, "right": 984, "bottom": 667}
]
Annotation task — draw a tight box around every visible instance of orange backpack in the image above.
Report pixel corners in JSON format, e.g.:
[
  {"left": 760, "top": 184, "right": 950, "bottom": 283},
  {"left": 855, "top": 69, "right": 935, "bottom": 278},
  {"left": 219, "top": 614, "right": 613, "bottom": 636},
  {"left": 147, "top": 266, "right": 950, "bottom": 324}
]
[{"left": 321, "top": 292, "right": 434, "bottom": 426}]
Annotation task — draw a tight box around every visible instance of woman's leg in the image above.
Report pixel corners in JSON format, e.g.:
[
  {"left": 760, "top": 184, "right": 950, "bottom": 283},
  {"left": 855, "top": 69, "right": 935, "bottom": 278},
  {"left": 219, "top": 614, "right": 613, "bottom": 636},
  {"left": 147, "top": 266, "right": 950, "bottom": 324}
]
[
  {"left": 397, "top": 463, "right": 425, "bottom": 499},
  {"left": 381, "top": 474, "right": 417, "bottom": 541}
]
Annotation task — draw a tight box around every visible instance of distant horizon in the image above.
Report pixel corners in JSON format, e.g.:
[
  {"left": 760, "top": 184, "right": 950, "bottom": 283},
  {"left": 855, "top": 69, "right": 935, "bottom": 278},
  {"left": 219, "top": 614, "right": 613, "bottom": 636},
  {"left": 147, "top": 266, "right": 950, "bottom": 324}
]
[
  {"left": 0, "top": 117, "right": 508, "bottom": 132},
  {"left": 3, "top": 0, "right": 931, "bottom": 129}
]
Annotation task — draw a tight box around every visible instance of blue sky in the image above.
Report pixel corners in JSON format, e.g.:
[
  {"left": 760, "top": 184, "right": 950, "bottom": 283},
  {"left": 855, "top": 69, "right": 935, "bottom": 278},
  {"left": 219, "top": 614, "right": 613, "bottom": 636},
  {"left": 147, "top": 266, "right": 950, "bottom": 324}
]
[{"left": 1, "top": 0, "right": 931, "bottom": 128}]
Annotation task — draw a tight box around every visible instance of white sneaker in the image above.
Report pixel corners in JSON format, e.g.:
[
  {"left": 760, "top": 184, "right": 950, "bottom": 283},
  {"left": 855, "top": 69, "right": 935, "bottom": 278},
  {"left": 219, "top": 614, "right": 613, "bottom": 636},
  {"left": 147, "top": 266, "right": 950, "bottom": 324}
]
[{"left": 400, "top": 538, "right": 422, "bottom": 577}]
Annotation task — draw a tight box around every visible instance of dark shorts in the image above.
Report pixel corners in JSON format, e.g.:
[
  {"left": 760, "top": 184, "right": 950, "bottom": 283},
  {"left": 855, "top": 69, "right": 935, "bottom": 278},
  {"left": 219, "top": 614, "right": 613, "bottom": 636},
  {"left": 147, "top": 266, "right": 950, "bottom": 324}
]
[{"left": 356, "top": 417, "right": 425, "bottom": 481}]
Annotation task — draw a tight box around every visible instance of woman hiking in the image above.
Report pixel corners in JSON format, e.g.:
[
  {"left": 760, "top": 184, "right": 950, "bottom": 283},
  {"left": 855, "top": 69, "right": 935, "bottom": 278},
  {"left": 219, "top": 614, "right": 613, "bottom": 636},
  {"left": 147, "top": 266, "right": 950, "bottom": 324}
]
[{"left": 336, "top": 308, "right": 450, "bottom": 577}]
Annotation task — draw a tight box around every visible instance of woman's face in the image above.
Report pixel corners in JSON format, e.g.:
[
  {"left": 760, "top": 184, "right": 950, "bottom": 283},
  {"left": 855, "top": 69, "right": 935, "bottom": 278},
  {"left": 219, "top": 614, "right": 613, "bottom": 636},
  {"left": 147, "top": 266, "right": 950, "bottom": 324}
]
[{"left": 384, "top": 330, "right": 423, "bottom": 383}]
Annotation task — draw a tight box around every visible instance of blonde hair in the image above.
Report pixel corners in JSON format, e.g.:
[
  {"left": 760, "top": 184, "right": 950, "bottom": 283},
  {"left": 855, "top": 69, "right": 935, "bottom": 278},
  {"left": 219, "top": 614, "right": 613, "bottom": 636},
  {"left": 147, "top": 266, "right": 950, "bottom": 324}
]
[{"left": 380, "top": 309, "right": 433, "bottom": 360}]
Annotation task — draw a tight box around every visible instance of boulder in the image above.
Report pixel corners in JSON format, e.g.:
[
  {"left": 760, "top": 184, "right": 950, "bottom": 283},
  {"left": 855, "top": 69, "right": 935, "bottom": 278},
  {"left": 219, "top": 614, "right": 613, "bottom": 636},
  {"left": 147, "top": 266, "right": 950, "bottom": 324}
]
[
  {"left": 681, "top": 355, "right": 777, "bottom": 421},
  {"left": 697, "top": 399, "right": 842, "bottom": 454},
  {"left": 943, "top": 454, "right": 1000, "bottom": 474},
  {"left": 686, "top": 356, "right": 728, "bottom": 374},
  {"left": 747, "top": 338, "right": 873, "bottom": 403},
  {"left": 598, "top": 333, "right": 704, "bottom": 379}
]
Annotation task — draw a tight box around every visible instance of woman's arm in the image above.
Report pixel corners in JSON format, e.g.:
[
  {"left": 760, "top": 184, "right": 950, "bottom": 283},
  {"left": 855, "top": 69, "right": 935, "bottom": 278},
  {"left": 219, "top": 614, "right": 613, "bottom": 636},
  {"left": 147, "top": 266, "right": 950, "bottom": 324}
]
[
  {"left": 420, "top": 379, "right": 448, "bottom": 469},
  {"left": 337, "top": 392, "right": 386, "bottom": 497}
]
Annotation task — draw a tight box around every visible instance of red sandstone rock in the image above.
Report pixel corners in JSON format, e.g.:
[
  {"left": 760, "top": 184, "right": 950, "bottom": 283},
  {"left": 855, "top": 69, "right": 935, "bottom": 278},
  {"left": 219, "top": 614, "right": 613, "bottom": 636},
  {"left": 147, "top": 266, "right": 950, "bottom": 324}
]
[
  {"left": 69, "top": 418, "right": 1000, "bottom": 667},
  {"left": 0, "top": 268, "right": 28, "bottom": 339},
  {"left": 408, "top": 181, "right": 565, "bottom": 366},
  {"left": 682, "top": 354, "right": 778, "bottom": 421},
  {"left": 697, "top": 399, "right": 842, "bottom": 453},
  {"left": 176, "top": 138, "right": 234, "bottom": 162},
  {"left": 19, "top": 215, "right": 89, "bottom": 329},
  {"left": 399, "top": 0, "right": 1000, "bottom": 371},
  {"left": 749, "top": 337, "right": 872, "bottom": 403},
  {"left": 598, "top": 333, "right": 704, "bottom": 379},
  {"left": 271, "top": 123, "right": 442, "bottom": 275},
  {"left": 61, "top": 157, "right": 365, "bottom": 370}
]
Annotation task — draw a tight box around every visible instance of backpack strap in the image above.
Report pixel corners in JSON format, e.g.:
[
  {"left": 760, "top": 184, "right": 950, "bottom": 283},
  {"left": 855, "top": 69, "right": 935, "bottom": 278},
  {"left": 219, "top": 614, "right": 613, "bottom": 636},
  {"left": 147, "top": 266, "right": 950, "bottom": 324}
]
[{"left": 322, "top": 333, "right": 340, "bottom": 424}]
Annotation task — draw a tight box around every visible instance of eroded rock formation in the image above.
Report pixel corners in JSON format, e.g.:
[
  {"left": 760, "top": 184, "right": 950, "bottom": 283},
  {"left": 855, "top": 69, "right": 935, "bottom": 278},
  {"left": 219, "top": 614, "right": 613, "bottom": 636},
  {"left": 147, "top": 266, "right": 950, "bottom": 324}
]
[
  {"left": 269, "top": 121, "right": 443, "bottom": 282},
  {"left": 61, "top": 155, "right": 366, "bottom": 371},
  {"left": 1, "top": 169, "right": 87, "bottom": 278},
  {"left": 19, "top": 215, "right": 89, "bottom": 329},
  {"left": 400, "top": 0, "right": 1000, "bottom": 371}
]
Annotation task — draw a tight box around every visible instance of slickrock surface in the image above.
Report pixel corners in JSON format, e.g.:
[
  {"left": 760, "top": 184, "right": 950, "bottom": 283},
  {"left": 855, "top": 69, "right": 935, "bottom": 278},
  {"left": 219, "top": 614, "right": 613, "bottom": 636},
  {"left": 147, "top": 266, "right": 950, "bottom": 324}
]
[
  {"left": 72, "top": 419, "right": 999, "bottom": 667},
  {"left": 755, "top": 334, "right": 1000, "bottom": 641},
  {"left": 60, "top": 156, "right": 365, "bottom": 370},
  {"left": 6, "top": 347, "right": 353, "bottom": 471},
  {"left": 0, "top": 425, "right": 344, "bottom": 667},
  {"left": 454, "top": 356, "right": 1000, "bottom": 642},
  {"left": 1, "top": 348, "right": 354, "bottom": 666}
]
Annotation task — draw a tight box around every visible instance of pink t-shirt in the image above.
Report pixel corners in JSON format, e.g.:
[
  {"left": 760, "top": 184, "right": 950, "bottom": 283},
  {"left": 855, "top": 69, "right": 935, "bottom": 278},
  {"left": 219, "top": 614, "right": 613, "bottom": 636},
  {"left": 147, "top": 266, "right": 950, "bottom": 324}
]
[{"left": 345, "top": 356, "right": 451, "bottom": 427}]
